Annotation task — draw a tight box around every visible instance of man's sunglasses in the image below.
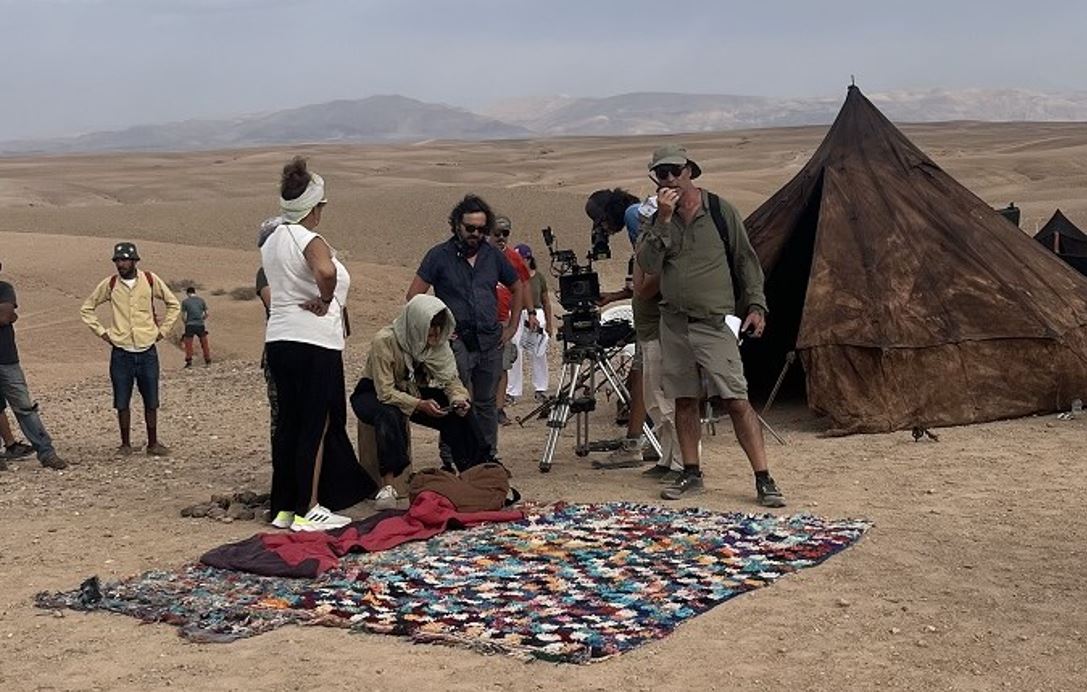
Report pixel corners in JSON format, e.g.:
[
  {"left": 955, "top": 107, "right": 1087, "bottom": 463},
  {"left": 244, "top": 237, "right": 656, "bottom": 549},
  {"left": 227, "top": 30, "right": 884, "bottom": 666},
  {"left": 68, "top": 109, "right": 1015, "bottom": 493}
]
[
  {"left": 461, "top": 223, "right": 488, "bottom": 234},
  {"left": 652, "top": 164, "right": 686, "bottom": 180}
]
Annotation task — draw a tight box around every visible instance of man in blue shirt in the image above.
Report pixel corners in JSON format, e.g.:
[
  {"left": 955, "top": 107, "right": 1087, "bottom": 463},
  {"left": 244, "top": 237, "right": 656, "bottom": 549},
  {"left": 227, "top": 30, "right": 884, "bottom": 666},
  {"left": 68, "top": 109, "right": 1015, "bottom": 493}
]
[{"left": 407, "top": 194, "right": 523, "bottom": 451}]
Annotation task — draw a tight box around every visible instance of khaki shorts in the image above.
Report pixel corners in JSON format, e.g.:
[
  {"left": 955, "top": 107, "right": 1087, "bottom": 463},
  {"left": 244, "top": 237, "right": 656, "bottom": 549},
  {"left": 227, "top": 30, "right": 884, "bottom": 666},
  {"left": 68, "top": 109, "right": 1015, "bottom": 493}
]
[{"left": 659, "top": 311, "right": 747, "bottom": 400}]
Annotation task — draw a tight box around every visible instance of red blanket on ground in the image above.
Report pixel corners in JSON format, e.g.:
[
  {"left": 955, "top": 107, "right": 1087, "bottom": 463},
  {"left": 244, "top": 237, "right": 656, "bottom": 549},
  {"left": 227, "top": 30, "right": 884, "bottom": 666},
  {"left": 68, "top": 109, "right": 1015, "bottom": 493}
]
[{"left": 202, "top": 491, "right": 523, "bottom": 577}]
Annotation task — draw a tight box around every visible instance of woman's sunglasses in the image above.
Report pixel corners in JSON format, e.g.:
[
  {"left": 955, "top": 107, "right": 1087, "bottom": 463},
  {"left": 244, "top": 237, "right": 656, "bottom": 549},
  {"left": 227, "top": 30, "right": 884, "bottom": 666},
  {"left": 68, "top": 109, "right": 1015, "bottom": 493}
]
[{"left": 492, "top": 228, "right": 510, "bottom": 238}]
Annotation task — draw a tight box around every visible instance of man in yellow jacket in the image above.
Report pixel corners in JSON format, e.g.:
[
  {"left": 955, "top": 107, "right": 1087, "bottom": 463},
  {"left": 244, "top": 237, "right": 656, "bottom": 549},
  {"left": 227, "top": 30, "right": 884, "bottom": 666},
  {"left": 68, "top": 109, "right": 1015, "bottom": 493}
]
[{"left": 80, "top": 242, "right": 180, "bottom": 456}]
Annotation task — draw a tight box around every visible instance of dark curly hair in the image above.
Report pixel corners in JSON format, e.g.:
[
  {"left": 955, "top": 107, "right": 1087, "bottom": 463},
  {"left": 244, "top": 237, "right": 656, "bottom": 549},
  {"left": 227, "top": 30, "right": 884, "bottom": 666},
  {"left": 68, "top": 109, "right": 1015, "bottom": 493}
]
[
  {"left": 280, "top": 156, "right": 312, "bottom": 201},
  {"left": 585, "top": 188, "right": 639, "bottom": 232},
  {"left": 448, "top": 194, "right": 495, "bottom": 235}
]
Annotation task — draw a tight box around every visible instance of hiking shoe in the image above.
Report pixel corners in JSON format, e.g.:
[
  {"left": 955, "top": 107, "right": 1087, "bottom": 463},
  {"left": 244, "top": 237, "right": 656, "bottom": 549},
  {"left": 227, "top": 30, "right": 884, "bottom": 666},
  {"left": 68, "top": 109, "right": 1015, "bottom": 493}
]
[
  {"left": 183, "top": 360, "right": 192, "bottom": 369},
  {"left": 641, "top": 464, "right": 672, "bottom": 479},
  {"left": 146, "top": 442, "right": 171, "bottom": 456},
  {"left": 756, "top": 475, "right": 787, "bottom": 508},
  {"left": 290, "top": 504, "right": 351, "bottom": 533},
  {"left": 661, "top": 469, "right": 705, "bottom": 500},
  {"left": 40, "top": 453, "right": 68, "bottom": 470},
  {"left": 534, "top": 391, "right": 548, "bottom": 404},
  {"left": 374, "top": 484, "right": 399, "bottom": 510},
  {"left": 592, "top": 438, "right": 645, "bottom": 469},
  {"left": 271, "top": 510, "right": 294, "bottom": 529},
  {"left": 0, "top": 457, "right": 7, "bottom": 471},
  {"left": 4, "top": 442, "right": 34, "bottom": 459},
  {"left": 116, "top": 444, "right": 136, "bottom": 456}
]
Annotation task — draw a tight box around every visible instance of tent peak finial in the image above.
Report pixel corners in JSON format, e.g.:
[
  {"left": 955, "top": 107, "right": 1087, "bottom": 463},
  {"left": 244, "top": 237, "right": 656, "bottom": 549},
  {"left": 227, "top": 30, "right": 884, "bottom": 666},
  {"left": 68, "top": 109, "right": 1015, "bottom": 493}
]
[{"left": 850, "top": 75, "right": 856, "bottom": 88}]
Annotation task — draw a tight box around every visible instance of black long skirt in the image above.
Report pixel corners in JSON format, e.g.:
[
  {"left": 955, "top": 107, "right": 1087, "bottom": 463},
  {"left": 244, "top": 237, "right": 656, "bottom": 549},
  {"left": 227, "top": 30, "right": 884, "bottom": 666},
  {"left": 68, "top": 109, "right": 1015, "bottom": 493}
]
[{"left": 265, "top": 340, "right": 375, "bottom": 516}]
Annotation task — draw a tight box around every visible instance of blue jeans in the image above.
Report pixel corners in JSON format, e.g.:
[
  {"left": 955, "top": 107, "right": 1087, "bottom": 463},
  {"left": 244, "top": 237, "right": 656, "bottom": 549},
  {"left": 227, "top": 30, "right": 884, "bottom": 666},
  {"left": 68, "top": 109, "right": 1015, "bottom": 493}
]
[
  {"left": 0, "top": 362, "right": 56, "bottom": 460},
  {"left": 110, "top": 346, "right": 160, "bottom": 410}
]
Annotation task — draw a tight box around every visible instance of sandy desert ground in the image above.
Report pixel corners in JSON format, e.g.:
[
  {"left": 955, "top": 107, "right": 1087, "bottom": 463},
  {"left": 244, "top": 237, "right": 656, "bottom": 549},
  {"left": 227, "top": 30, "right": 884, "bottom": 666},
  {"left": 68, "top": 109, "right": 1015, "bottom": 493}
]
[{"left": 0, "top": 123, "right": 1085, "bottom": 691}]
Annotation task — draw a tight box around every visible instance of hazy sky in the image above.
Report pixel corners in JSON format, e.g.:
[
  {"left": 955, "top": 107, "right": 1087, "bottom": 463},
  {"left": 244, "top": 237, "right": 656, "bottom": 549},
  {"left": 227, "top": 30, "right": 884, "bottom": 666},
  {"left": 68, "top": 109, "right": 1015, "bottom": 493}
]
[{"left": 3, "top": 0, "right": 1085, "bottom": 140}]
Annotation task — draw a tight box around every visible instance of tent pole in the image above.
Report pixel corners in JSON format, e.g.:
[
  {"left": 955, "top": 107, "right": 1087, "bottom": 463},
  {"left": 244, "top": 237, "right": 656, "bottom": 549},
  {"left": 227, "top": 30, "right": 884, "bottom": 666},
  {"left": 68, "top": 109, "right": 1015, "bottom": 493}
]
[
  {"left": 762, "top": 350, "right": 797, "bottom": 417},
  {"left": 758, "top": 413, "right": 787, "bottom": 446}
]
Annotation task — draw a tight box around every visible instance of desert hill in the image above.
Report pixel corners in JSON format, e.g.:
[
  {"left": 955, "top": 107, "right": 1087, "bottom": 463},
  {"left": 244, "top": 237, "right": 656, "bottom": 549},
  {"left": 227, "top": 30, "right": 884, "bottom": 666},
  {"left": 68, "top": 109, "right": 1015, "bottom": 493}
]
[{"left": 5, "top": 88, "right": 1087, "bottom": 155}]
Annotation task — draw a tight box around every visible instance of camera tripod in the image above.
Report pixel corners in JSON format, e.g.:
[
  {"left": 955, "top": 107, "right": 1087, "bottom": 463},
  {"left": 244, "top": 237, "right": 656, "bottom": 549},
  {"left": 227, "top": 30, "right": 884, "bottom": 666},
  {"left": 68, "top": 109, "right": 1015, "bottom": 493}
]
[{"left": 537, "top": 341, "right": 661, "bottom": 473}]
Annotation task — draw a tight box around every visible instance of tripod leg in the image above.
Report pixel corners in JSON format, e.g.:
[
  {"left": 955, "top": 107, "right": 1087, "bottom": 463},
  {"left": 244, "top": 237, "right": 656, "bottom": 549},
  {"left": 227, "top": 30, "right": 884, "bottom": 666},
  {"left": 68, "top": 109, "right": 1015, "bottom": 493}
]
[
  {"left": 539, "top": 361, "right": 583, "bottom": 472},
  {"left": 597, "top": 355, "right": 662, "bottom": 459}
]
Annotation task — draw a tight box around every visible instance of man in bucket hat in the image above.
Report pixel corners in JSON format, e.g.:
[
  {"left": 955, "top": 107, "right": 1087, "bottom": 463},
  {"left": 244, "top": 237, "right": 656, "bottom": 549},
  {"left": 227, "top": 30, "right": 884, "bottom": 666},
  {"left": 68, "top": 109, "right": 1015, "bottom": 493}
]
[
  {"left": 636, "top": 144, "right": 786, "bottom": 506},
  {"left": 81, "top": 242, "right": 180, "bottom": 456}
]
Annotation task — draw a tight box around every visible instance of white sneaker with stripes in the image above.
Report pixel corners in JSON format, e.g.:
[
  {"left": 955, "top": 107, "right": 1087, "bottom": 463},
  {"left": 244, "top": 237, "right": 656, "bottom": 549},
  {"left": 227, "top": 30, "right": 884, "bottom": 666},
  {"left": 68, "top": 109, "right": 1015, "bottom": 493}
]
[{"left": 289, "top": 504, "right": 351, "bottom": 533}]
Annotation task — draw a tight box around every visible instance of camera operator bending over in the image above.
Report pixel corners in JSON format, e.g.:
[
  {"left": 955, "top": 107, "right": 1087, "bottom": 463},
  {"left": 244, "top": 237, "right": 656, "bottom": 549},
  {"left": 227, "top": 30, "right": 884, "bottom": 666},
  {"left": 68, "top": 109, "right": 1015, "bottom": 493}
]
[
  {"left": 636, "top": 145, "right": 785, "bottom": 506},
  {"left": 407, "top": 194, "right": 523, "bottom": 453},
  {"left": 587, "top": 189, "right": 650, "bottom": 466},
  {"left": 351, "top": 295, "right": 492, "bottom": 509}
]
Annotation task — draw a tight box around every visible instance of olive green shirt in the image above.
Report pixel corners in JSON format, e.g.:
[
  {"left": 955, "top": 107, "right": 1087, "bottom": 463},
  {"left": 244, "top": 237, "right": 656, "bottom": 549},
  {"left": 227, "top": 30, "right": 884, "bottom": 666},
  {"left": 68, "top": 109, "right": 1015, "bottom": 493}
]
[{"left": 636, "top": 190, "right": 767, "bottom": 320}]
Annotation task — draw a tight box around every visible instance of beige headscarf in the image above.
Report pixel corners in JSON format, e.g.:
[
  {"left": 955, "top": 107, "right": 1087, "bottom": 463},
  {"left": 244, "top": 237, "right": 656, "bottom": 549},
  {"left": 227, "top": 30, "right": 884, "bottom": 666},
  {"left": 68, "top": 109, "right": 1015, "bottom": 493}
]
[
  {"left": 392, "top": 295, "right": 459, "bottom": 386},
  {"left": 279, "top": 173, "right": 326, "bottom": 224}
]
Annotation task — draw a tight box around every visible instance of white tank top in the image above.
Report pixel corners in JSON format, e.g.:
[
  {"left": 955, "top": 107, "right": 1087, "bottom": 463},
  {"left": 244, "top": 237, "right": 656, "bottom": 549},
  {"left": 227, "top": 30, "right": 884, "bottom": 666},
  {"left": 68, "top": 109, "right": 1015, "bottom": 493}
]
[{"left": 261, "top": 224, "right": 350, "bottom": 351}]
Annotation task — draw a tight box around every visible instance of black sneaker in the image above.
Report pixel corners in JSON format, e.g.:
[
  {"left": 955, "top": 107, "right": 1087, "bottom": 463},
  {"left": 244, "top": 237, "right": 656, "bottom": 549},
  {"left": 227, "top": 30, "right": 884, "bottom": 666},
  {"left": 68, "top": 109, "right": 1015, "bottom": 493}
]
[
  {"left": 4, "top": 441, "right": 34, "bottom": 459},
  {"left": 40, "top": 453, "right": 68, "bottom": 470},
  {"left": 756, "top": 475, "right": 786, "bottom": 508},
  {"left": 661, "top": 469, "right": 704, "bottom": 500}
]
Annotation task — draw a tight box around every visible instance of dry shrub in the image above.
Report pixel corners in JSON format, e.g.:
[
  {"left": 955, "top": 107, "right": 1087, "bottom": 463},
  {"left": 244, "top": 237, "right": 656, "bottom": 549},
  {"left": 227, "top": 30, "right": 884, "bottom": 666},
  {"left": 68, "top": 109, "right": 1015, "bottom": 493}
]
[
  {"left": 167, "top": 278, "right": 202, "bottom": 293},
  {"left": 229, "top": 286, "right": 257, "bottom": 301}
]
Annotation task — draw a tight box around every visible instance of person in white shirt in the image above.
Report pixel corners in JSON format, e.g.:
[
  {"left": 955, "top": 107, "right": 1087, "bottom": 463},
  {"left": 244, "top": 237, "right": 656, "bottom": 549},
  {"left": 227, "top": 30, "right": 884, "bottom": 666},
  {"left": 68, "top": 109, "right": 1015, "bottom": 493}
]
[{"left": 261, "top": 157, "right": 374, "bottom": 532}]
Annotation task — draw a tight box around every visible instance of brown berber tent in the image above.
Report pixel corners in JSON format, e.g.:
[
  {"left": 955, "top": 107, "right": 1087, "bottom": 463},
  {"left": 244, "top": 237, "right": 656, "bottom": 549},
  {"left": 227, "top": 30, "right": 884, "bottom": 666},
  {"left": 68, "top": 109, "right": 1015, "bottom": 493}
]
[
  {"left": 1034, "top": 209, "right": 1087, "bottom": 276},
  {"left": 742, "top": 85, "right": 1087, "bottom": 434}
]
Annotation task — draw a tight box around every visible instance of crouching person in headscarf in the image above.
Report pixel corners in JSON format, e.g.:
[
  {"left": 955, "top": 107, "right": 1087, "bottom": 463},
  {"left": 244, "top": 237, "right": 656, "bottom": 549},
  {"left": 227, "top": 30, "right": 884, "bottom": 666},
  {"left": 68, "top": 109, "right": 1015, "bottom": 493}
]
[{"left": 351, "top": 295, "right": 492, "bottom": 509}]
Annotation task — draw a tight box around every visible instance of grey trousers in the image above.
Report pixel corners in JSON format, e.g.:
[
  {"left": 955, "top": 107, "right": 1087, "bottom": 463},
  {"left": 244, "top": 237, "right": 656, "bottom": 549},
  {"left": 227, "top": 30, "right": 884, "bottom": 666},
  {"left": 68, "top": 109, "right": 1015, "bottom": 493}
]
[{"left": 450, "top": 339, "right": 504, "bottom": 452}]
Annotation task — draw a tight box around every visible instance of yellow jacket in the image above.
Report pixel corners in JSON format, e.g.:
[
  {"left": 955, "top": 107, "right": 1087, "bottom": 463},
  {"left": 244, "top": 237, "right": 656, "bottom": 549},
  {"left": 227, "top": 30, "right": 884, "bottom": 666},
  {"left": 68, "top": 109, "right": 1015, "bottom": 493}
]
[{"left": 80, "top": 271, "right": 181, "bottom": 349}]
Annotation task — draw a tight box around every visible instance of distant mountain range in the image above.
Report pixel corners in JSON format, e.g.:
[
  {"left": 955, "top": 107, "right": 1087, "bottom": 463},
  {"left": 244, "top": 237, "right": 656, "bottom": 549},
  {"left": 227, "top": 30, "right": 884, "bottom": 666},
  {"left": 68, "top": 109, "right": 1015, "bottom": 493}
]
[{"left": 5, "top": 89, "right": 1087, "bottom": 155}]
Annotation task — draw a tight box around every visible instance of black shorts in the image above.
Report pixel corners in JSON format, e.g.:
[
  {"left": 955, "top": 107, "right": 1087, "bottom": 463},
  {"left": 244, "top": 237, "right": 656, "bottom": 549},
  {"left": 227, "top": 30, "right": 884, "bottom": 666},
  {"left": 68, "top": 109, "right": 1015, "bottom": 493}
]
[{"left": 183, "top": 324, "right": 208, "bottom": 338}]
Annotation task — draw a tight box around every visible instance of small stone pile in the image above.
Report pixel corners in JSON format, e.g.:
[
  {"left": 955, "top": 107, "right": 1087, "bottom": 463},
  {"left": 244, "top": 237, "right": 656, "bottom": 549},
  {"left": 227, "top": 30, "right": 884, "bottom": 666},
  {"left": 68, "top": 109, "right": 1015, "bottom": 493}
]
[{"left": 181, "top": 490, "right": 270, "bottom": 523}]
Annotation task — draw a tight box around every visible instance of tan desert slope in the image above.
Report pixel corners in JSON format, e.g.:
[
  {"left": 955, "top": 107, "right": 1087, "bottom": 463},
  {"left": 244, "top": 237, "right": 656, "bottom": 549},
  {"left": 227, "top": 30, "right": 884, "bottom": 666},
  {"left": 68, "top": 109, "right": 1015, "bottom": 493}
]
[{"left": 0, "top": 123, "right": 1085, "bottom": 691}]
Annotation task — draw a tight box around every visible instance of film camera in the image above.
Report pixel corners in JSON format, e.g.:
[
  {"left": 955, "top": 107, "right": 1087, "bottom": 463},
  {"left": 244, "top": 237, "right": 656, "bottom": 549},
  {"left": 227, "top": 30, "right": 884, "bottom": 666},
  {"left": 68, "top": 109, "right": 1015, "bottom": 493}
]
[
  {"left": 540, "top": 226, "right": 634, "bottom": 350},
  {"left": 541, "top": 226, "right": 602, "bottom": 348},
  {"left": 531, "top": 227, "right": 655, "bottom": 472}
]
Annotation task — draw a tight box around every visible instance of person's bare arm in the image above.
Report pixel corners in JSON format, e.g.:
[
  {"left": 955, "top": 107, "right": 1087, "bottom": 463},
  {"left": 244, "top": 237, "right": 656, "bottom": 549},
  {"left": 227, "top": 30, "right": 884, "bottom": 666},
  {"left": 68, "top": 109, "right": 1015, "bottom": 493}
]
[
  {"left": 541, "top": 289, "right": 555, "bottom": 337},
  {"left": 406, "top": 275, "right": 431, "bottom": 301},
  {"left": 0, "top": 302, "right": 16, "bottom": 326},
  {"left": 502, "top": 280, "right": 525, "bottom": 344},
  {"left": 300, "top": 236, "right": 337, "bottom": 315}
]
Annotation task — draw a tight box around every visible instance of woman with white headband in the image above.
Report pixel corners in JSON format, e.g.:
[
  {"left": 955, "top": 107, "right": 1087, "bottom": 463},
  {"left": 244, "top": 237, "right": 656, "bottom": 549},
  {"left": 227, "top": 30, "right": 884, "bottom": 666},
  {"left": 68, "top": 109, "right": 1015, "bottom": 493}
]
[{"left": 260, "top": 157, "right": 374, "bottom": 532}]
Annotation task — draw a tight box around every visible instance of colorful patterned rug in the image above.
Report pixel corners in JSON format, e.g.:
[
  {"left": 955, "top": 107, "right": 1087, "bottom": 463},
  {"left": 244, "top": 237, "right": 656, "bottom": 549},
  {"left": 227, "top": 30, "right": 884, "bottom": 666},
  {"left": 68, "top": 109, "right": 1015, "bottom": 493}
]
[{"left": 36, "top": 503, "right": 870, "bottom": 663}]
